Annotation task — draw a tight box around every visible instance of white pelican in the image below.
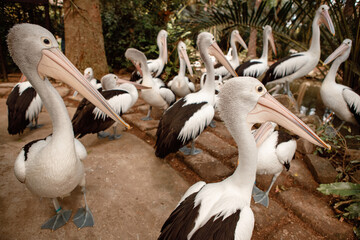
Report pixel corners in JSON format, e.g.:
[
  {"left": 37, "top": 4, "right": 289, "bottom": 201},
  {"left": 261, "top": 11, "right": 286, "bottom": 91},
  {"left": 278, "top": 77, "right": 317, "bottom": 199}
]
[
  {"left": 155, "top": 32, "right": 237, "bottom": 158},
  {"left": 167, "top": 41, "right": 195, "bottom": 98},
  {"left": 262, "top": 5, "right": 335, "bottom": 96},
  {"left": 6, "top": 74, "right": 43, "bottom": 134},
  {"left": 320, "top": 39, "right": 360, "bottom": 128},
  {"left": 72, "top": 73, "right": 146, "bottom": 140},
  {"left": 125, "top": 48, "right": 175, "bottom": 121},
  {"left": 158, "top": 77, "right": 330, "bottom": 240},
  {"left": 252, "top": 122, "right": 297, "bottom": 207},
  {"left": 236, "top": 25, "right": 277, "bottom": 78},
  {"left": 212, "top": 30, "right": 247, "bottom": 80},
  {"left": 7, "top": 23, "right": 130, "bottom": 230},
  {"left": 130, "top": 30, "right": 168, "bottom": 81},
  {"left": 73, "top": 67, "right": 101, "bottom": 97}
]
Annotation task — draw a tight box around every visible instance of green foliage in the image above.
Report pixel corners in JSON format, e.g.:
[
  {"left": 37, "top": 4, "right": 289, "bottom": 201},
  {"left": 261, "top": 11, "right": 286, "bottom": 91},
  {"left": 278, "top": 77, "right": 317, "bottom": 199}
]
[
  {"left": 318, "top": 182, "right": 360, "bottom": 236},
  {"left": 100, "top": 0, "right": 187, "bottom": 71},
  {"left": 318, "top": 182, "right": 360, "bottom": 197},
  {"left": 0, "top": 1, "right": 63, "bottom": 79},
  {"left": 174, "top": 0, "right": 360, "bottom": 89}
]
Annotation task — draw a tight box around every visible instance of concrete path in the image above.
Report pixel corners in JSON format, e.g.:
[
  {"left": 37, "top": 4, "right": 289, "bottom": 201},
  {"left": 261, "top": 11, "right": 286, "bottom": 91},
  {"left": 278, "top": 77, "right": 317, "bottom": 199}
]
[{"left": 0, "top": 98, "right": 189, "bottom": 239}]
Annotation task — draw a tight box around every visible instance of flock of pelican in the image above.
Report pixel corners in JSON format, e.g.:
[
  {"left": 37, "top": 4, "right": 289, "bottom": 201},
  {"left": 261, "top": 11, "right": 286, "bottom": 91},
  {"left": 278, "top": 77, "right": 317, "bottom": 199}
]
[{"left": 5, "top": 4, "right": 359, "bottom": 239}]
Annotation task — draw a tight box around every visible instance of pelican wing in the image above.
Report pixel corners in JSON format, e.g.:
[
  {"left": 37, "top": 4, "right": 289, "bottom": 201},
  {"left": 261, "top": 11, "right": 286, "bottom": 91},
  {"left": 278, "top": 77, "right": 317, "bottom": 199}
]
[
  {"left": 236, "top": 60, "right": 263, "bottom": 78},
  {"left": 263, "top": 53, "right": 305, "bottom": 85},
  {"left": 6, "top": 83, "right": 37, "bottom": 135},
  {"left": 159, "top": 86, "right": 176, "bottom": 106},
  {"left": 343, "top": 88, "right": 360, "bottom": 124},
  {"left": 155, "top": 98, "right": 210, "bottom": 158},
  {"left": 159, "top": 191, "right": 201, "bottom": 240}
]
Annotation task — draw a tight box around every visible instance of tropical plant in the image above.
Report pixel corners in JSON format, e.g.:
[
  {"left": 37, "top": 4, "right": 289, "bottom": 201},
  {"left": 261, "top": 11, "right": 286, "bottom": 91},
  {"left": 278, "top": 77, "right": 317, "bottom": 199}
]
[
  {"left": 318, "top": 182, "right": 360, "bottom": 237},
  {"left": 173, "top": 0, "right": 360, "bottom": 90},
  {"left": 100, "top": 0, "right": 187, "bottom": 72}
]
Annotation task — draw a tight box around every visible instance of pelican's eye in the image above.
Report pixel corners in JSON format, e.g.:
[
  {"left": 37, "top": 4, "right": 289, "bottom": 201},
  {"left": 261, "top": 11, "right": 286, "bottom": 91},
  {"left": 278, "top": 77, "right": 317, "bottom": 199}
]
[
  {"left": 256, "top": 85, "right": 265, "bottom": 93},
  {"left": 41, "top": 37, "right": 51, "bottom": 47}
]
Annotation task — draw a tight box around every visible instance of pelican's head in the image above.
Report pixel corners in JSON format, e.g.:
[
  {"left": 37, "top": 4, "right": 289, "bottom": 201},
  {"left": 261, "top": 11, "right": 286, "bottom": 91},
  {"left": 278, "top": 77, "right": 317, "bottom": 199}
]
[
  {"left": 218, "top": 77, "right": 330, "bottom": 150},
  {"left": 323, "top": 39, "right": 352, "bottom": 65},
  {"left": 84, "top": 67, "right": 94, "bottom": 81},
  {"left": 177, "top": 41, "right": 193, "bottom": 76},
  {"left": 157, "top": 30, "right": 168, "bottom": 64},
  {"left": 231, "top": 30, "right": 248, "bottom": 50},
  {"left": 7, "top": 23, "right": 131, "bottom": 129},
  {"left": 197, "top": 32, "right": 237, "bottom": 77},
  {"left": 264, "top": 25, "right": 277, "bottom": 56},
  {"left": 317, "top": 5, "right": 335, "bottom": 35}
]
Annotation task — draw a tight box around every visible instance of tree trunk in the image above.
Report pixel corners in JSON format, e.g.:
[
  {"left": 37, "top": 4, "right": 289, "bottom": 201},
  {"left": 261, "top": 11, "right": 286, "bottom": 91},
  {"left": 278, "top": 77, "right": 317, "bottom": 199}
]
[
  {"left": 247, "top": 0, "right": 262, "bottom": 60},
  {"left": 63, "top": 0, "right": 108, "bottom": 79}
]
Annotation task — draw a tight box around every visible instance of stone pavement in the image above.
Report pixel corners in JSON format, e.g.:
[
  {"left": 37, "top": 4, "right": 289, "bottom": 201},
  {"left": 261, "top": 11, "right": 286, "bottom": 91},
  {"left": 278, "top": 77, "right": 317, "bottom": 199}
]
[
  {"left": 121, "top": 97, "right": 355, "bottom": 240},
  {"left": 0, "top": 76, "right": 356, "bottom": 239}
]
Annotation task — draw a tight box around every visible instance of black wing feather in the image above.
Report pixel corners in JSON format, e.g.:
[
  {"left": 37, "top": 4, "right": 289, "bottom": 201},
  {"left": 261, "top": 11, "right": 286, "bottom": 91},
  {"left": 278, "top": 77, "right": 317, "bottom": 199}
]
[
  {"left": 235, "top": 60, "right": 262, "bottom": 77},
  {"left": 155, "top": 98, "right": 207, "bottom": 158},
  {"left": 262, "top": 54, "right": 304, "bottom": 85},
  {"left": 6, "top": 85, "right": 37, "bottom": 135},
  {"left": 191, "top": 210, "right": 241, "bottom": 240},
  {"left": 72, "top": 89, "right": 128, "bottom": 138},
  {"left": 158, "top": 192, "right": 201, "bottom": 240}
]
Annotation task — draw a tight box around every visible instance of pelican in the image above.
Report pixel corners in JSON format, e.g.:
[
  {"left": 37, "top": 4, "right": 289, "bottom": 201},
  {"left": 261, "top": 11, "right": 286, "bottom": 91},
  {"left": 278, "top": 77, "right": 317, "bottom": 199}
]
[
  {"left": 6, "top": 74, "right": 43, "bottom": 134},
  {"left": 155, "top": 32, "right": 237, "bottom": 158},
  {"left": 158, "top": 77, "right": 330, "bottom": 240},
  {"left": 72, "top": 74, "right": 146, "bottom": 140},
  {"left": 73, "top": 67, "right": 101, "bottom": 97},
  {"left": 7, "top": 23, "right": 130, "bottom": 230},
  {"left": 262, "top": 5, "right": 335, "bottom": 96},
  {"left": 130, "top": 30, "right": 168, "bottom": 81},
  {"left": 125, "top": 48, "right": 175, "bottom": 121},
  {"left": 167, "top": 41, "right": 195, "bottom": 98},
  {"left": 212, "top": 30, "right": 247, "bottom": 80},
  {"left": 320, "top": 39, "right": 360, "bottom": 128},
  {"left": 236, "top": 25, "right": 277, "bottom": 78},
  {"left": 252, "top": 122, "right": 297, "bottom": 207}
]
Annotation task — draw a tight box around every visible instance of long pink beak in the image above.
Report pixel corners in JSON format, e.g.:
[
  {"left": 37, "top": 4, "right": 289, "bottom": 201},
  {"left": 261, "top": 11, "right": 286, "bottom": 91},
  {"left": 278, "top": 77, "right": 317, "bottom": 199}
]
[
  {"left": 321, "top": 9, "right": 335, "bottom": 36},
  {"left": 37, "top": 47, "right": 131, "bottom": 129},
  {"left": 323, "top": 42, "right": 350, "bottom": 65},
  {"left": 248, "top": 93, "right": 330, "bottom": 149},
  {"left": 209, "top": 42, "right": 238, "bottom": 77}
]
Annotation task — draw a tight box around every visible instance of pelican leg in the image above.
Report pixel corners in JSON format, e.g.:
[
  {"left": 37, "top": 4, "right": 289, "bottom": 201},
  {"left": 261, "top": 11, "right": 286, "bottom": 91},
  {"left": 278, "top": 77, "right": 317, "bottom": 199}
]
[
  {"left": 141, "top": 106, "right": 153, "bottom": 121},
  {"left": 180, "top": 140, "right": 202, "bottom": 156},
  {"left": 108, "top": 124, "right": 122, "bottom": 140},
  {"left": 252, "top": 183, "right": 263, "bottom": 196},
  {"left": 32, "top": 117, "right": 43, "bottom": 129},
  {"left": 285, "top": 81, "right": 294, "bottom": 98},
  {"left": 209, "top": 120, "right": 216, "bottom": 128},
  {"left": 336, "top": 121, "right": 346, "bottom": 132},
  {"left": 73, "top": 186, "right": 94, "bottom": 229},
  {"left": 253, "top": 172, "right": 280, "bottom": 208},
  {"left": 97, "top": 131, "right": 110, "bottom": 138},
  {"left": 41, "top": 198, "right": 72, "bottom": 231}
]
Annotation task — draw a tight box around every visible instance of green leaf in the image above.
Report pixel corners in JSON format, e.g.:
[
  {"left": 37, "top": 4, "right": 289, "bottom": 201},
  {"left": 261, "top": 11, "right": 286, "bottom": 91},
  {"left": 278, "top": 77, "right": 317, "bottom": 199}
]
[
  {"left": 345, "top": 202, "right": 360, "bottom": 219},
  {"left": 318, "top": 182, "right": 360, "bottom": 197}
]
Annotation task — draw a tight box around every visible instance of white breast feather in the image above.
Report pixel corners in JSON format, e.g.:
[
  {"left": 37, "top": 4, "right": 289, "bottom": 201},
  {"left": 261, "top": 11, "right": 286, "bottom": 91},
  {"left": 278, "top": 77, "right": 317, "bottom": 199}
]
[
  {"left": 256, "top": 131, "right": 282, "bottom": 175},
  {"left": 93, "top": 93, "right": 132, "bottom": 120},
  {"left": 25, "top": 94, "right": 42, "bottom": 121},
  {"left": 14, "top": 136, "right": 51, "bottom": 183},
  {"left": 276, "top": 140, "right": 296, "bottom": 164},
  {"left": 343, "top": 88, "right": 360, "bottom": 114},
  {"left": 74, "top": 138, "right": 87, "bottom": 161},
  {"left": 178, "top": 104, "right": 214, "bottom": 144}
]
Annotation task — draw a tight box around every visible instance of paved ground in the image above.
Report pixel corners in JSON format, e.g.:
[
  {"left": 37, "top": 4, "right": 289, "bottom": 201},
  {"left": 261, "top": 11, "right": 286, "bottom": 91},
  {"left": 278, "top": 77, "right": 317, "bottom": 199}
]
[
  {"left": 0, "top": 98, "right": 189, "bottom": 239},
  {"left": 0, "top": 77, "right": 356, "bottom": 239}
]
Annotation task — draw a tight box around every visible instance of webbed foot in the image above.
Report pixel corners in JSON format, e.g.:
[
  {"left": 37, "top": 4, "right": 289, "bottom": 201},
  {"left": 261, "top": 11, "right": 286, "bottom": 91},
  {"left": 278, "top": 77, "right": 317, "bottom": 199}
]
[
  {"left": 41, "top": 209, "right": 72, "bottom": 231},
  {"left": 73, "top": 206, "right": 94, "bottom": 229}
]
